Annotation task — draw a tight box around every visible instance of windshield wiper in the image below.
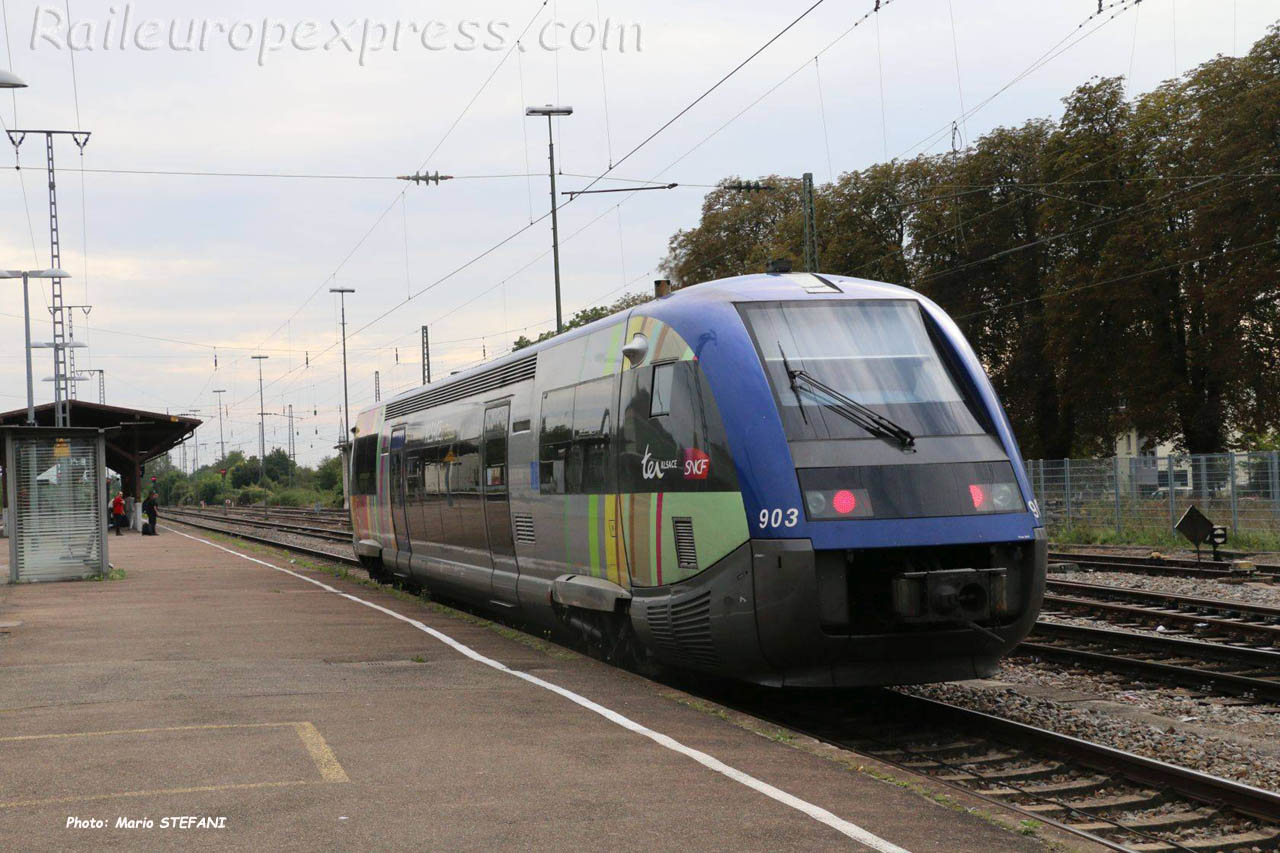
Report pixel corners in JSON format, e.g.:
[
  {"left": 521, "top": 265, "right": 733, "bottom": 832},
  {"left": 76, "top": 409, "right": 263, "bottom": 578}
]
[
  {"left": 782, "top": 358, "right": 916, "bottom": 451},
  {"left": 778, "top": 345, "right": 810, "bottom": 424}
]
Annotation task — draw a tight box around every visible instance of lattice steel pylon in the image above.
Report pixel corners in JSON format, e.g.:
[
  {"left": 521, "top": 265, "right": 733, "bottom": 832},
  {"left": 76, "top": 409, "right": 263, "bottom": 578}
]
[
  {"left": 7, "top": 128, "right": 92, "bottom": 427},
  {"left": 64, "top": 305, "right": 91, "bottom": 400}
]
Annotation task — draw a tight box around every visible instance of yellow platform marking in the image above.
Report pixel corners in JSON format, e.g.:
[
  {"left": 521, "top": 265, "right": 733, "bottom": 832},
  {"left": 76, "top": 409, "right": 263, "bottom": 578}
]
[
  {"left": 292, "top": 721, "right": 350, "bottom": 783},
  {"left": 0, "top": 780, "right": 312, "bottom": 810},
  {"left": 0, "top": 721, "right": 349, "bottom": 809}
]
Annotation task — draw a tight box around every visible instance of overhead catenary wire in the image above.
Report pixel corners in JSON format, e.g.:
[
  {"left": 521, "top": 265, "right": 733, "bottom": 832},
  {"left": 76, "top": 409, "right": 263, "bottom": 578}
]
[
  {"left": 946, "top": 0, "right": 967, "bottom": 149},
  {"left": 568, "top": 0, "right": 834, "bottom": 198},
  {"left": 244, "top": 0, "right": 552, "bottom": 364},
  {"left": 813, "top": 57, "right": 835, "bottom": 182},
  {"left": 1, "top": 0, "right": 43, "bottom": 271},
  {"left": 263, "top": 0, "right": 846, "bottom": 402}
]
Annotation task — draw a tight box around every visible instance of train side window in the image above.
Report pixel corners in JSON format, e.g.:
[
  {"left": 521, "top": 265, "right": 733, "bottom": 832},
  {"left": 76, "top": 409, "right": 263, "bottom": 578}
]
[
  {"left": 573, "top": 376, "right": 614, "bottom": 494},
  {"left": 539, "top": 387, "right": 575, "bottom": 494},
  {"left": 650, "top": 362, "right": 675, "bottom": 417},
  {"left": 352, "top": 435, "right": 378, "bottom": 495}
]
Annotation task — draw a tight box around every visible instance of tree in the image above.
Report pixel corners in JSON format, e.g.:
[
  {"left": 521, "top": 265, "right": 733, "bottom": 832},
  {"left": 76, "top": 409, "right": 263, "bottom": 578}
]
[
  {"left": 654, "top": 27, "right": 1280, "bottom": 456},
  {"left": 512, "top": 292, "right": 654, "bottom": 351},
  {"left": 661, "top": 176, "right": 805, "bottom": 286},
  {"left": 230, "top": 460, "right": 257, "bottom": 489},
  {"left": 315, "top": 455, "right": 343, "bottom": 491},
  {"left": 263, "top": 448, "right": 294, "bottom": 483}
]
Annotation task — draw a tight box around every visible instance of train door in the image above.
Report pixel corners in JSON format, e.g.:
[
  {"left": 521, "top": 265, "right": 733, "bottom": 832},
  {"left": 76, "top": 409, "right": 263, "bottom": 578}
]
[
  {"left": 389, "top": 426, "right": 412, "bottom": 563},
  {"left": 481, "top": 403, "right": 519, "bottom": 606}
]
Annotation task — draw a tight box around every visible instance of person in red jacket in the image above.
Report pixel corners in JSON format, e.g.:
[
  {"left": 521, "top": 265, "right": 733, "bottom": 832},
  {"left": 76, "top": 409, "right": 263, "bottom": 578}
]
[{"left": 111, "top": 491, "right": 126, "bottom": 536}]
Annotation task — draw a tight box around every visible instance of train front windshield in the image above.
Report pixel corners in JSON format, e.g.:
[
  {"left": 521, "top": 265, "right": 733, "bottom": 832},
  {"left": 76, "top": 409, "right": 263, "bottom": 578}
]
[{"left": 741, "top": 300, "right": 988, "bottom": 441}]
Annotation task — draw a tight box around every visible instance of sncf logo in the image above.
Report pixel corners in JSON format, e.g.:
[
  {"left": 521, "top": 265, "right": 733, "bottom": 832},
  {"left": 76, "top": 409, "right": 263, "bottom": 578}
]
[{"left": 683, "top": 448, "right": 711, "bottom": 480}]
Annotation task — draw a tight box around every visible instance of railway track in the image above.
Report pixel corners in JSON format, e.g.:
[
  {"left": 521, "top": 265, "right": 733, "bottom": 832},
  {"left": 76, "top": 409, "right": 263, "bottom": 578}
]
[
  {"left": 1020, "top": 622, "right": 1280, "bottom": 703},
  {"left": 161, "top": 513, "right": 361, "bottom": 567},
  {"left": 723, "top": 688, "right": 1280, "bottom": 852},
  {"left": 1043, "top": 578, "right": 1280, "bottom": 647},
  {"left": 1049, "top": 551, "right": 1280, "bottom": 579},
  {"left": 166, "top": 508, "right": 352, "bottom": 542},
  {"left": 156, "top": 514, "right": 1280, "bottom": 849}
]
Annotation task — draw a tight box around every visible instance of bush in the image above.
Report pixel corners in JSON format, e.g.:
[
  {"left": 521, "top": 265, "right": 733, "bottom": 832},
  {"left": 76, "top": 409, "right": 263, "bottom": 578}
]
[
  {"left": 236, "top": 485, "right": 270, "bottom": 506},
  {"left": 270, "top": 488, "right": 327, "bottom": 508},
  {"left": 194, "top": 474, "right": 226, "bottom": 505}
]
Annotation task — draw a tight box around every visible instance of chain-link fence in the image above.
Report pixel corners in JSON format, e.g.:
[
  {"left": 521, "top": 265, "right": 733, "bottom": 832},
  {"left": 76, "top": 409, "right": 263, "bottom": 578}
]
[{"left": 1025, "top": 451, "right": 1280, "bottom": 544}]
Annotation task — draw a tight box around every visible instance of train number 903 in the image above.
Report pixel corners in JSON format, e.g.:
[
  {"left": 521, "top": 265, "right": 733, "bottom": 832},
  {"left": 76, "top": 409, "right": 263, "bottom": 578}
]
[{"left": 758, "top": 507, "right": 800, "bottom": 529}]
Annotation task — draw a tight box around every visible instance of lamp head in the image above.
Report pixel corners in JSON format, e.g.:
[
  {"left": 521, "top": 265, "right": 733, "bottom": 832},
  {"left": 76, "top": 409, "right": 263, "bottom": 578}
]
[
  {"left": 0, "top": 69, "right": 26, "bottom": 89},
  {"left": 526, "top": 105, "right": 573, "bottom": 117}
]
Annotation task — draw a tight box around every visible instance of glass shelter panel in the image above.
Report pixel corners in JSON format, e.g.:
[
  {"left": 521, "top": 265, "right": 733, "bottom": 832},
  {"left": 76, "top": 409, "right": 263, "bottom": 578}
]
[{"left": 7, "top": 432, "right": 107, "bottom": 583}]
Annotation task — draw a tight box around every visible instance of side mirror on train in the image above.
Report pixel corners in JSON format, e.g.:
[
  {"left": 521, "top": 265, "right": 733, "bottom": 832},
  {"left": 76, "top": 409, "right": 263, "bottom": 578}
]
[{"left": 622, "top": 334, "right": 649, "bottom": 367}]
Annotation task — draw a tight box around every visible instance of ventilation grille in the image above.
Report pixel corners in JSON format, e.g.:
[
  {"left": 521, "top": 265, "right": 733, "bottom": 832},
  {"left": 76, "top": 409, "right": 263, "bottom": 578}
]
[
  {"left": 671, "top": 517, "right": 698, "bottom": 570},
  {"left": 512, "top": 513, "right": 536, "bottom": 545},
  {"left": 647, "top": 591, "right": 717, "bottom": 668},
  {"left": 385, "top": 354, "right": 537, "bottom": 419}
]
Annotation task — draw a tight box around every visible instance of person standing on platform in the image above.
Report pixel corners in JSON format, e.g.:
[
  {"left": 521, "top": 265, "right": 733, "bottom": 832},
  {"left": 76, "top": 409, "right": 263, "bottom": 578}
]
[
  {"left": 111, "top": 492, "right": 126, "bottom": 536},
  {"left": 142, "top": 491, "right": 159, "bottom": 536}
]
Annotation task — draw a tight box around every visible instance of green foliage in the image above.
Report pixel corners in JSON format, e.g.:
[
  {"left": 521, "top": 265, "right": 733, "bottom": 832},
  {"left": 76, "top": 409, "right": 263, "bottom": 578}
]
[
  {"left": 315, "top": 455, "right": 343, "bottom": 491},
  {"left": 194, "top": 474, "right": 225, "bottom": 505},
  {"left": 236, "top": 485, "right": 271, "bottom": 506},
  {"left": 140, "top": 447, "right": 342, "bottom": 508},
  {"left": 229, "top": 460, "right": 257, "bottom": 489},
  {"left": 512, "top": 292, "right": 654, "bottom": 351},
  {"left": 154, "top": 469, "right": 187, "bottom": 505},
  {"left": 262, "top": 447, "right": 294, "bottom": 483},
  {"left": 270, "top": 487, "right": 333, "bottom": 508},
  {"left": 659, "top": 27, "right": 1280, "bottom": 456}
]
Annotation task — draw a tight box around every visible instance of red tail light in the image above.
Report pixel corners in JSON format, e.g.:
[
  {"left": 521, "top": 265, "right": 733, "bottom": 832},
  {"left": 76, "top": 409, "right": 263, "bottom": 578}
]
[
  {"left": 832, "top": 489, "right": 858, "bottom": 515},
  {"left": 969, "top": 484, "right": 986, "bottom": 509}
]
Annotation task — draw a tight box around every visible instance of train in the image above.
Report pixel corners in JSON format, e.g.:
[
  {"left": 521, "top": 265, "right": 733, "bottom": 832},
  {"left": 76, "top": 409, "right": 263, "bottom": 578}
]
[{"left": 348, "top": 271, "right": 1047, "bottom": 688}]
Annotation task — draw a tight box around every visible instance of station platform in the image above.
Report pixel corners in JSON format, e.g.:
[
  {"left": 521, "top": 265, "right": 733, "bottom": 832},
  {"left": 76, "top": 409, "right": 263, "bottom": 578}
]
[{"left": 0, "top": 525, "right": 1087, "bottom": 851}]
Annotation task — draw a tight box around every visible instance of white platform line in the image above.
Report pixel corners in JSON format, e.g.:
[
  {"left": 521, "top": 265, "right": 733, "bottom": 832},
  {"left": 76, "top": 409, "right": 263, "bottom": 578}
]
[{"left": 166, "top": 527, "right": 911, "bottom": 852}]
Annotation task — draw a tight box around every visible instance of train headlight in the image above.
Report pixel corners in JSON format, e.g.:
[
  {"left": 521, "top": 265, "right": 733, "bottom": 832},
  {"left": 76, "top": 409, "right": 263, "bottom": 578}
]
[
  {"left": 803, "top": 488, "right": 873, "bottom": 520},
  {"left": 968, "top": 482, "right": 1020, "bottom": 513}
]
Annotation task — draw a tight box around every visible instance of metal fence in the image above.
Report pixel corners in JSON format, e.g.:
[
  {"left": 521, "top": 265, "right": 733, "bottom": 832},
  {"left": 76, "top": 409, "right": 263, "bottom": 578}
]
[{"left": 1025, "top": 451, "right": 1280, "bottom": 541}]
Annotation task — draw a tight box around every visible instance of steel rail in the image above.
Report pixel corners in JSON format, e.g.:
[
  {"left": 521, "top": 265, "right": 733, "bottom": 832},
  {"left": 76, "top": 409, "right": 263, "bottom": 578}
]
[
  {"left": 1042, "top": 593, "right": 1280, "bottom": 645},
  {"left": 1022, "top": 623, "right": 1280, "bottom": 703},
  {"left": 895, "top": 693, "right": 1280, "bottom": 824},
  {"left": 166, "top": 508, "right": 352, "bottom": 542},
  {"left": 1047, "top": 578, "right": 1280, "bottom": 620},
  {"left": 161, "top": 517, "right": 361, "bottom": 567}
]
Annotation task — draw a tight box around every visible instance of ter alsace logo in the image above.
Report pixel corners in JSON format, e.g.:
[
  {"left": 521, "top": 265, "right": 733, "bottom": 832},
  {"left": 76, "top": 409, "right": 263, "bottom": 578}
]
[{"left": 640, "top": 445, "right": 711, "bottom": 481}]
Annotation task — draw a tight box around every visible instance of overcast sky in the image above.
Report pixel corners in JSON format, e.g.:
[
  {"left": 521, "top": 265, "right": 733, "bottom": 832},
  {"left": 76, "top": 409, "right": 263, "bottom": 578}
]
[{"left": 1, "top": 0, "right": 1275, "bottom": 468}]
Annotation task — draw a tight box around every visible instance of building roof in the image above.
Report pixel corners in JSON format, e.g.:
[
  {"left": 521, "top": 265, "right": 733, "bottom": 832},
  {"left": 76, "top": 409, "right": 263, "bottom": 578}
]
[{"left": 0, "top": 401, "right": 201, "bottom": 476}]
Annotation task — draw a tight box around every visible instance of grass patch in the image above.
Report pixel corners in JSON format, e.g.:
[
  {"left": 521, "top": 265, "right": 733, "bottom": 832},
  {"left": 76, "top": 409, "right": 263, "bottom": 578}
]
[
  {"left": 410, "top": 655, "right": 426, "bottom": 663},
  {"left": 92, "top": 567, "right": 127, "bottom": 582},
  {"left": 1052, "top": 523, "right": 1280, "bottom": 552}
]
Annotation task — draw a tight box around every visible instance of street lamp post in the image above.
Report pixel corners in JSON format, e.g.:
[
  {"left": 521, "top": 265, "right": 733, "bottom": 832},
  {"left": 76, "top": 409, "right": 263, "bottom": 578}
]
[
  {"left": 251, "top": 356, "right": 269, "bottom": 482},
  {"left": 212, "top": 389, "right": 228, "bottom": 463},
  {"left": 330, "top": 287, "right": 354, "bottom": 442},
  {"left": 1, "top": 268, "right": 71, "bottom": 425},
  {"left": 525, "top": 105, "right": 573, "bottom": 333}
]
